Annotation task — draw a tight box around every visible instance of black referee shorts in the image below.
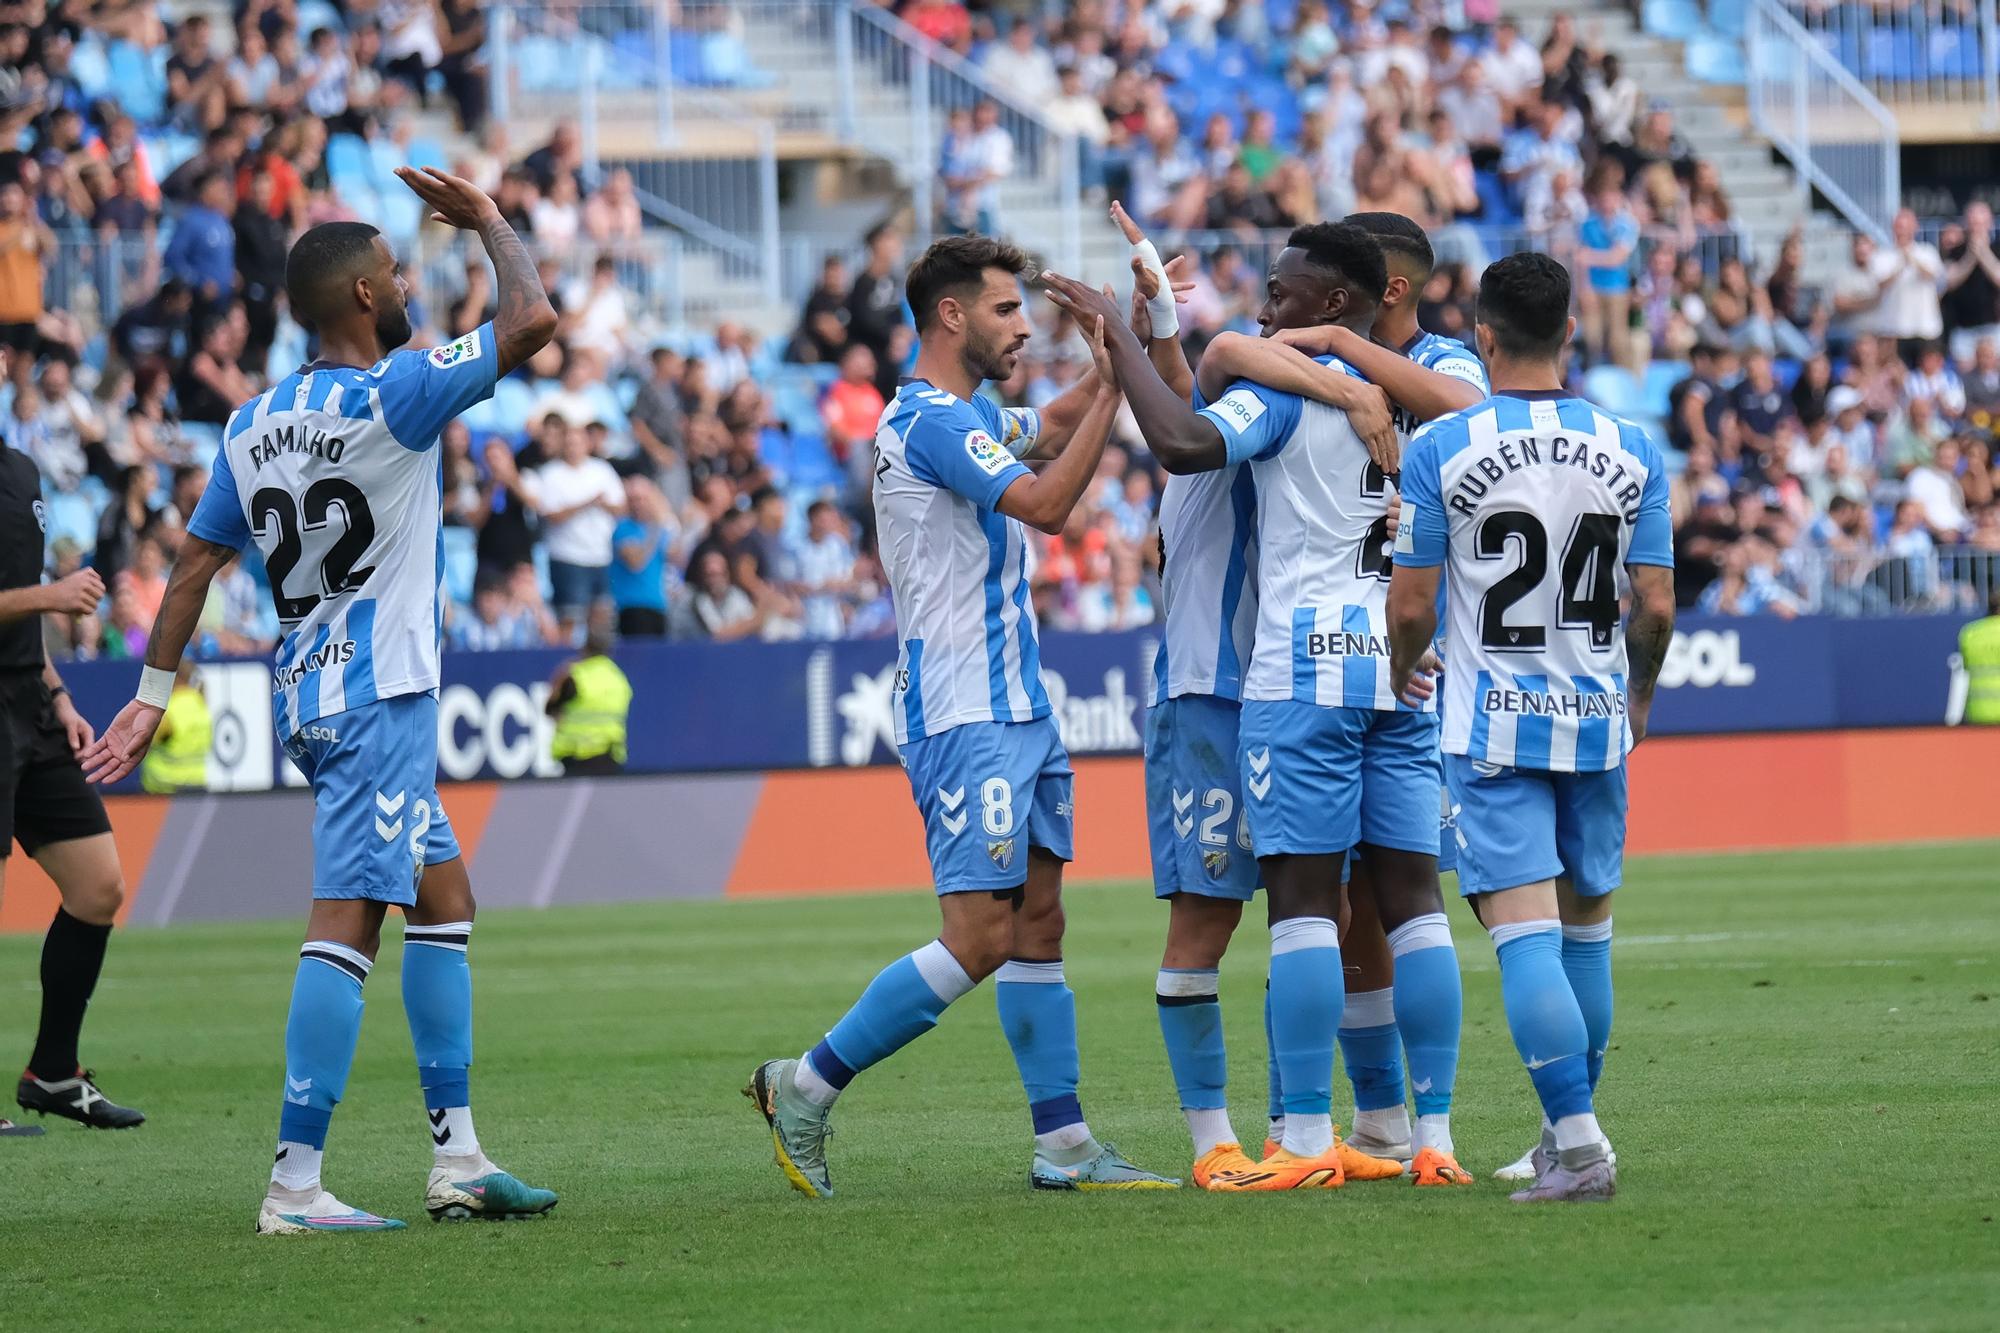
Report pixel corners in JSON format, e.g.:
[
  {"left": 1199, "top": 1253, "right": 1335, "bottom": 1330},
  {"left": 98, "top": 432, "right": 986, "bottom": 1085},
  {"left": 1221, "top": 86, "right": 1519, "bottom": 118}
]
[{"left": 0, "top": 671, "right": 112, "bottom": 858}]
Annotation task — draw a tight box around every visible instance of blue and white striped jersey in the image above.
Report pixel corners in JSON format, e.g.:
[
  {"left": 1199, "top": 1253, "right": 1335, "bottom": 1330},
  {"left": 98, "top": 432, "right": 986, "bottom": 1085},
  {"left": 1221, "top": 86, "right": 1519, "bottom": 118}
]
[
  {"left": 1396, "top": 329, "right": 1489, "bottom": 448},
  {"left": 1151, "top": 379, "right": 1258, "bottom": 705},
  {"left": 187, "top": 324, "right": 500, "bottom": 739},
  {"left": 872, "top": 378, "right": 1047, "bottom": 745},
  {"left": 1395, "top": 391, "right": 1674, "bottom": 772},
  {"left": 1196, "top": 359, "right": 1429, "bottom": 713}
]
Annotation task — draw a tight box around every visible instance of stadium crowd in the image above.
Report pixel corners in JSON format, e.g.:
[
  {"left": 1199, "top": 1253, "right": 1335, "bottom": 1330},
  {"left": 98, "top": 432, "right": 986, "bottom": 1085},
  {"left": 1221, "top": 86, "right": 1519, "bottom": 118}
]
[{"left": 5, "top": 0, "right": 1999, "bottom": 666}]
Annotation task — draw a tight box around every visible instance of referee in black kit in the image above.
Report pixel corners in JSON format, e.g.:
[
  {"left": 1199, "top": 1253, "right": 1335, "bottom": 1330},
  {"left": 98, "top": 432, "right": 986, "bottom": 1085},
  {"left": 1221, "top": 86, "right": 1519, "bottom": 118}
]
[{"left": 0, "top": 352, "right": 145, "bottom": 1135}]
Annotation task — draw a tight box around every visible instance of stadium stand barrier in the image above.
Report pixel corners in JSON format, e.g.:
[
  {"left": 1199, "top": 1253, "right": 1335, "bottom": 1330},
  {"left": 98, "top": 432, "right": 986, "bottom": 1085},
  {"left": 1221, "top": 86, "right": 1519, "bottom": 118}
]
[{"left": 4, "top": 724, "right": 1995, "bottom": 933}]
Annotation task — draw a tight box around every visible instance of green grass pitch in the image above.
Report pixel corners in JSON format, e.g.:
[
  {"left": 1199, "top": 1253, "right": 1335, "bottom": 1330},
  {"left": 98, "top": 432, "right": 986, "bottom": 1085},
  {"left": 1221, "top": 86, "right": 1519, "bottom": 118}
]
[{"left": 3, "top": 840, "right": 1996, "bottom": 1330}]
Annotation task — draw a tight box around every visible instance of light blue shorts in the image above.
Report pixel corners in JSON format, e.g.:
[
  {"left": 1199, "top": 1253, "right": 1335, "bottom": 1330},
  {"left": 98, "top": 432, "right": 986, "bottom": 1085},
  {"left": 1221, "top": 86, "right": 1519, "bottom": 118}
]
[
  {"left": 899, "top": 717, "right": 1073, "bottom": 894},
  {"left": 1144, "top": 694, "right": 1258, "bottom": 901},
  {"left": 1444, "top": 755, "right": 1627, "bottom": 898},
  {"left": 1239, "top": 700, "right": 1441, "bottom": 858},
  {"left": 283, "top": 694, "right": 459, "bottom": 905},
  {"left": 1438, "top": 783, "right": 1460, "bottom": 876}
]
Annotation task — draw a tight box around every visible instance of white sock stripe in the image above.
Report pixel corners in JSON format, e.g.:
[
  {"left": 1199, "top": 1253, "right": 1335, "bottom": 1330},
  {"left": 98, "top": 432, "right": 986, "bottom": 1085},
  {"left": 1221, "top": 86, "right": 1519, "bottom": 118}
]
[
  {"left": 1269, "top": 916, "right": 1338, "bottom": 955},
  {"left": 406, "top": 921, "right": 473, "bottom": 937},
  {"left": 1155, "top": 967, "right": 1220, "bottom": 998},
  {"left": 1487, "top": 919, "right": 1561, "bottom": 950},
  {"left": 912, "top": 939, "right": 977, "bottom": 1002},
  {"left": 1388, "top": 912, "right": 1454, "bottom": 957},
  {"left": 1562, "top": 918, "right": 1614, "bottom": 943},
  {"left": 1340, "top": 986, "right": 1395, "bottom": 1030},
  {"left": 994, "top": 959, "right": 1067, "bottom": 985},
  {"left": 300, "top": 940, "right": 373, "bottom": 976}
]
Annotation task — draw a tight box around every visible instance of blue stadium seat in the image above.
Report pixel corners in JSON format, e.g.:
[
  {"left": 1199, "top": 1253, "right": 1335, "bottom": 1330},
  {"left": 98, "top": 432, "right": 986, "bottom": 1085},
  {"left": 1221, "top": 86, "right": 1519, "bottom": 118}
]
[
  {"left": 785, "top": 431, "right": 844, "bottom": 494},
  {"left": 70, "top": 34, "right": 112, "bottom": 100},
  {"left": 1930, "top": 27, "right": 1983, "bottom": 81},
  {"left": 297, "top": 0, "right": 345, "bottom": 34},
  {"left": 42, "top": 491, "right": 97, "bottom": 552},
  {"left": 489, "top": 377, "right": 537, "bottom": 435},
  {"left": 1772, "top": 358, "right": 1802, "bottom": 392},
  {"left": 1686, "top": 31, "right": 1747, "bottom": 86},
  {"left": 326, "top": 135, "right": 372, "bottom": 189},
  {"left": 180, "top": 422, "right": 223, "bottom": 471},
  {"left": 404, "top": 138, "right": 449, "bottom": 172},
  {"left": 1644, "top": 0, "right": 1703, "bottom": 41},
  {"left": 1644, "top": 360, "right": 1688, "bottom": 417},
  {"left": 1582, "top": 365, "right": 1643, "bottom": 417},
  {"left": 1708, "top": 0, "right": 1748, "bottom": 39},
  {"left": 147, "top": 132, "right": 200, "bottom": 179}
]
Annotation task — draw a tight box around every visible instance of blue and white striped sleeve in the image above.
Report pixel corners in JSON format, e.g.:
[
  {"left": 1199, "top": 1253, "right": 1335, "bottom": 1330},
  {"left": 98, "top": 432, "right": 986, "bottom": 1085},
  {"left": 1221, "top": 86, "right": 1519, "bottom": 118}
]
[
  {"left": 1628, "top": 429, "right": 1675, "bottom": 568},
  {"left": 1393, "top": 425, "right": 1450, "bottom": 568},
  {"left": 906, "top": 407, "right": 1031, "bottom": 509},
  {"left": 186, "top": 443, "right": 250, "bottom": 550},
  {"left": 1197, "top": 379, "right": 1304, "bottom": 464},
  {"left": 373, "top": 323, "right": 501, "bottom": 451}
]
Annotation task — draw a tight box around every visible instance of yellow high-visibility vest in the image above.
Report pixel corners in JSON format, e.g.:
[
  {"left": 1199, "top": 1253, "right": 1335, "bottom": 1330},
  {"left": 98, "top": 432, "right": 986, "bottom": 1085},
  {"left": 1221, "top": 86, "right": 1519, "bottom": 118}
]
[
  {"left": 551, "top": 654, "right": 631, "bottom": 763},
  {"left": 141, "top": 684, "right": 211, "bottom": 793},
  {"left": 1961, "top": 615, "right": 2000, "bottom": 725}
]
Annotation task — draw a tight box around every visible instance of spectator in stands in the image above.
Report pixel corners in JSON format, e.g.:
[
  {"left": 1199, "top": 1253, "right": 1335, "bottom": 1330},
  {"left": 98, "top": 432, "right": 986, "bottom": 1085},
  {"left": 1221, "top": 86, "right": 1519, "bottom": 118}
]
[
  {"left": 162, "top": 171, "right": 237, "bottom": 310},
  {"left": 583, "top": 168, "right": 643, "bottom": 248},
  {"left": 1871, "top": 209, "right": 1945, "bottom": 362},
  {"left": 1079, "top": 547, "right": 1155, "bottom": 631},
  {"left": 227, "top": 22, "right": 284, "bottom": 113},
  {"left": 1576, "top": 167, "right": 1640, "bottom": 370},
  {"left": 166, "top": 14, "right": 229, "bottom": 133},
  {"left": 794, "top": 499, "right": 855, "bottom": 641},
  {"left": 161, "top": 125, "right": 243, "bottom": 207},
  {"left": 905, "top": 0, "right": 972, "bottom": 51},
  {"left": 0, "top": 179, "right": 63, "bottom": 358},
  {"left": 612, "top": 475, "right": 676, "bottom": 639},
  {"left": 943, "top": 101, "right": 1013, "bottom": 236},
  {"left": 523, "top": 120, "right": 584, "bottom": 196},
  {"left": 453, "top": 573, "right": 541, "bottom": 652},
  {"left": 1501, "top": 100, "right": 1582, "bottom": 215},
  {"left": 1699, "top": 536, "right": 1801, "bottom": 618},
  {"left": 629, "top": 346, "right": 688, "bottom": 485},
  {"left": 685, "top": 548, "right": 763, "bottom": 642},
  {"left": 174, "top": 303, "right": 253, "bottom": 426},
  {"left": 1907, "top": 435, "right": 1972, "bottom": 539},
  {"left": 1881, "top": 498, "right": 1941, "bottom": 603},
  {"left": 1481, "top": 19, "right": 1544, "bottom": 109},
  {"left": 789, "top": 254, "right": 852, "bottom": 365},
  {"left": 233, "top": 166, "right": 288, "bottom": 371},
  {"left": 530, "top": 170, "right": 583, "bottom": 253},
  {"left": 1906, "top": 343, "right": 1966, "bottom": 419},
  {"left": 1965, "top": 339, "right": 2000, "bottom": 428},
  {"left": 820, "top": 342, "right": 884, "bottom": 471},
  {"left": 525, "top": 421, "right": 628, "bottom": 638},
  {"left": 564, "top": 255, "right": 632, "bottom": 364},
  {"left": 1942, "top": 201, "right": 2000, "bottom": 365},
  {"left": 983, "top": 20, "right": 1058, "bottom": 106},
  {"left": 434, "top": 0, "right": 489, "bottom": 131},
  {"left": 1045, "top": 64, "right": 1111, "bottom": 183}
]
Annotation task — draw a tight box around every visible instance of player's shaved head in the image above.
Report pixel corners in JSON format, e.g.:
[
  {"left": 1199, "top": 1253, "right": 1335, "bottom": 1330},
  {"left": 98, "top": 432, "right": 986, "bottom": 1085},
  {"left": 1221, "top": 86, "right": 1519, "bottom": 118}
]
[
  {"left": 906, "top": 234, "right": 1031, "bottom": 334},
  {"left": 1476, "top": 251, "right": 1572, "bottom": 361},
  {"left": 1344, "top": 211, "right": 1435, "bottom": 284},
  {"left": 285, "top": 220, "right": 413, "bottom": 351}
]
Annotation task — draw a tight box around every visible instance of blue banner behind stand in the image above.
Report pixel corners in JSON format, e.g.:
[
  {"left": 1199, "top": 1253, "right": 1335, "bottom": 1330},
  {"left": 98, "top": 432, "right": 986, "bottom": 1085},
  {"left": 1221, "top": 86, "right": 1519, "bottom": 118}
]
[{"left": 63, "top": 615, "right": 1971, "bottom": 791}]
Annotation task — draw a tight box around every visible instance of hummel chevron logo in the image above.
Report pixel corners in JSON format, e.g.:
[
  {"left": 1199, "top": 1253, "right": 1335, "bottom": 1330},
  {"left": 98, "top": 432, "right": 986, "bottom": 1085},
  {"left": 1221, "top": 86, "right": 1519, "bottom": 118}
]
[
  {"left": 1246, "top": 748, "right": 1272, "bottom": 800},
  {"left": 429, "top": 1108, "right": 452, "bottom": 1146},
  {"left": 938, "top": 786, "right": 968, "bottom": 835},
  {"left": 285, "top": 1074, "right": 313, "bottom": 1106},
  {"left": 375, "top": 790, "right": 406, "bottom": 842},
  {"left": 1413, "top": 1076, "right": 1433, "bottom": 1094},
  {"left": 1171, "top": 788, "right": 1194, "bottom": 838}
]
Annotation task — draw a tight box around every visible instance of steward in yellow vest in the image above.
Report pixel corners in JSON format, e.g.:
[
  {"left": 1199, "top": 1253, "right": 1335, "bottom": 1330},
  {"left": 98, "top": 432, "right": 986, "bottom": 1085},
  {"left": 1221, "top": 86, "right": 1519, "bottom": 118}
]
[
  {"left": 1960, "top": 590, "right": 2000, "bottom": 726},
  {"left": 546, "top": 621, "right": 631, "bottom": 775}
]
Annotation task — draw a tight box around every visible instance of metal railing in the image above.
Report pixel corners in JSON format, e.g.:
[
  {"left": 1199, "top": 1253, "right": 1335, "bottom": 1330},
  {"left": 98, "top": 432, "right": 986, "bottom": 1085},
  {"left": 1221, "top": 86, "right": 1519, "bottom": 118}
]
[
  {"left": 489, "top": 5, "right": 784, "bottom": 307},
  {"left": 1795, "top": 543, "right": 2000, "bottom": 617},
  {"left": 1780, "top": 0, "right": 2000, "bottom": 124},
  {"left": 1748, "top": 0, "right": 1902, "bottom": 242}
]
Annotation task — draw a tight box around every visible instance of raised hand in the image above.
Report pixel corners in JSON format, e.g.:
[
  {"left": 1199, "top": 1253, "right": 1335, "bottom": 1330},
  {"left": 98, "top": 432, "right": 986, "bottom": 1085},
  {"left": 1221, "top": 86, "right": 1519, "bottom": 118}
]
[
  {"left": 1041, "top": 270, "right": 1126, "bottom": 333},
  {"left": 394, "top": 165, "right": 502, "bottom": 231}
]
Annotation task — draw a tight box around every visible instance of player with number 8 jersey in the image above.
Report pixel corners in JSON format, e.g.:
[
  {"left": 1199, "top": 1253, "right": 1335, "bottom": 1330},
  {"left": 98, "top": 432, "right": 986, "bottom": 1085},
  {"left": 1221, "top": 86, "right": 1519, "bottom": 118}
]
[{"left": 84, "top": 167, "right": 564, "bottom": 1234}]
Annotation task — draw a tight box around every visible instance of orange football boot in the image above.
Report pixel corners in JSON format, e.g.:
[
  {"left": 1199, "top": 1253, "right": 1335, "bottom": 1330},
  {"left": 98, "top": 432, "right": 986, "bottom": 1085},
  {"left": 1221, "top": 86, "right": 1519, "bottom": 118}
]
[
  {"left": 1334, "top": 1128, "right": 1407, "bottom": 1180},
  {"left": 1191, "top": 1142, "right": 1260, "bottom": 1190},
  {"left": 1208, "top": 1145, "right": 1346, "bottom": 1191},
  {"left": 1409, "top": 1146, "right": 1475, "bottom": 1186}
]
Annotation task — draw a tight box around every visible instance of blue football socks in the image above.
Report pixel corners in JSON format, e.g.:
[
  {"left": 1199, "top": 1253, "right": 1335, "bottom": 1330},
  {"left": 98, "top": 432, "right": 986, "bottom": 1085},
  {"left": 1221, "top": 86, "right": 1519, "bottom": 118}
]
[
  {"left": 1267, "top": 917, "right": 1343, "bottom": 1156},
  {"left": 997, "top": 959, "right": 1091, "bottom": 1153},
  {"left": 1491, "top": 920, "right": 1598, "bottom": 1146},
  {"left": 798, "top": 939, "right": 975, "bottom": 1105},
  {"left": 403, "top": 920, "right": 479, "bottom": 1159},
  {"left": 1389, "top": 912, "right": 1463, "bottom": 1122},
  {"left": 273, "top": 941, "right": 370, "bottom": 1190},
  {"left": 1157, "top": 966, "right": 1234, "bottom": 1155},
  {"left": 1562, "top": 918, "right": 1615, "bottom": 1091}
]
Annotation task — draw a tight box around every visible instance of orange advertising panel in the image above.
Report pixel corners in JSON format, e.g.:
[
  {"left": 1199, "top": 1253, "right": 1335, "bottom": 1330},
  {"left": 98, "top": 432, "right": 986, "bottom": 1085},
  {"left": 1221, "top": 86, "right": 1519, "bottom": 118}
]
[{"left": 0, "top": 795, "right": 171, "bottom": 931}]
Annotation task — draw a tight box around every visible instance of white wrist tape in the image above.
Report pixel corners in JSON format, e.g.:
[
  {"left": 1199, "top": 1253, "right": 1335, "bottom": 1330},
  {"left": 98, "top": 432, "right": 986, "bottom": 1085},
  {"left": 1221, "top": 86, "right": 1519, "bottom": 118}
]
[
  {"left": 137, "top": 665, "right": 175, "bottom": 710},
  {"left": 1132, "top": 238, "right": 1179, "bottom": 339}
]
